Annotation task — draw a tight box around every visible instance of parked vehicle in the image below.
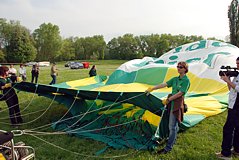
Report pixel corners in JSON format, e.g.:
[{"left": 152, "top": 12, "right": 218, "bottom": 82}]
[
  {"left": 65, "top": 62, "right": 75, "bottom": 67},
  {"left": 38, "top": 61, "right": 50, "bottom": 67},
  {"left": 82, "top": 62, "right": 90, "bottom": 69},
  {"left": 70, "top": 62, "right": 84, "bottom": 69},
  {"left": 25, "top": 62, "right": 37, "bottom": 66}
]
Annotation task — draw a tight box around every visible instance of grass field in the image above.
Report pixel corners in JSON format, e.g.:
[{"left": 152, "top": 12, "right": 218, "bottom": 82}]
[{"left": 0, "top": 60, "right": 238, "bottom": 160}]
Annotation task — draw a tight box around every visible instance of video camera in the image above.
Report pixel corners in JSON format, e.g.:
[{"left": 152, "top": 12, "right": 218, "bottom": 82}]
[{"left": 219, "top": 66, "right": 239, "bottom": 77}]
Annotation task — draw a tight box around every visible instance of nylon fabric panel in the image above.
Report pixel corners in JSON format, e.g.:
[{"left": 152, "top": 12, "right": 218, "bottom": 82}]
[
  {"left": 134, "top": 67, "right": 168, "bottom": 85},
  {"left": 185, "top": 96, "right": 227, "bottom": 117},
  {"left": 106, "top": 70, "right": 137, "bottom": 85}
]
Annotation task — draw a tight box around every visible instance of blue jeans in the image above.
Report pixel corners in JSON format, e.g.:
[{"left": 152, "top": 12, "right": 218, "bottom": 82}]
[
  {"left": 164, "top": 110, "right": 179, "bottom": 151},
  {"left": 50, "top": 75, "right": 56, "bottom": 85}
]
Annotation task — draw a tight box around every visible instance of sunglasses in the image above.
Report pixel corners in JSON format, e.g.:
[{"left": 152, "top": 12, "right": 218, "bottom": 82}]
[{"left": 177, "top": 66, "right": 184, "bottom": 69}]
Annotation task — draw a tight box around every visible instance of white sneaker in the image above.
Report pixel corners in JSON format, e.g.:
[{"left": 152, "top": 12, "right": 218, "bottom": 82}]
[{"left": 215, "top": 152, "right": 232, "bottom": 160}]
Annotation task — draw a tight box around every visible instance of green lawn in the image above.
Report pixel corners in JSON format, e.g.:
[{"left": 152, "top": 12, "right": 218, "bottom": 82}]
[{"left": 0, "top": 60, "right": 238, "bottom": 160}]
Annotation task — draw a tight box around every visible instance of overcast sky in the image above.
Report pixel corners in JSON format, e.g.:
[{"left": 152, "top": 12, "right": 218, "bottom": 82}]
[{"left": 0, "top": 0, "right": 232, "bottom": 42}]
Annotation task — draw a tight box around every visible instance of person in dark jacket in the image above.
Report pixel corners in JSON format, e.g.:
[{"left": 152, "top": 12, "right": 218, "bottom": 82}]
[
  {"left": 89, "top": 65, "right": 97, "bottom": 77},
  {"left": 0, "top": 66, "right": 23, "bottom": 127},
  {"left": 31, "top": 64, "right": 39, "bottom": 83}
]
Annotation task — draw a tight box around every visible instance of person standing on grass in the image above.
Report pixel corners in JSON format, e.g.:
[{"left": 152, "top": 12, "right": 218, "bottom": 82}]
[
  {"left": 216, "top": 57, "right": 239, "bottom": 159},
  {"left": 0, "top": 66, "right": 23, "bottom": 127},
  {"left": 19, "top": 64, "right": 27, "bottom": 82},
  {"left": 49, "top": 62, "right": 58, "bottom": 85},
  {"left": 145, "top": 61, "right": 190, "bottom": 154},
  {"left": 31, "top": 64, "right": 39, "bottom": 83},
  {"left": 89, "top": 65, "right": 97, "bottom": 77},
  {"left": 8, "top": 64, "right": 17, "bottom": 82}
]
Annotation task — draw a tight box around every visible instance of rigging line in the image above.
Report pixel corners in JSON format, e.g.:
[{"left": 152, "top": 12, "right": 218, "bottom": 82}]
[
  {"left": 24, "top": 115, "right": 157, "bottom": 159},
  {"left": 22, "top": 77, "right": 98, "bottom": 131},
  {"left": 22, "top": 99, "right": 164, "bottom": 159},
  {"left": 0, "top": 98, "right": 29, "bottom": 113},
  {"left": 15, "top": 84, "right": 39, "bottom": 113},
  {"left": 41, "top": 76, "right": 105, "bottom": 129},
  {"left": 0, "top": 84, "right": 38, "bottom": 115},
  {"left": 0, "top": 85, "right": 38, "bottom": 117},
  {"left": 62, "top": 92, "right": 101, "bottom": 131},
  {"left": 23, "top": 130, "right": 66, "bottom": 135},
  {"left": 0, "top": 92, "right": 15, "bottom": 104},
  {"left": 24, "top": 92, "right": 155, "bottom": 135},
  {"left": 68, "top": 92, "right": 147, "bottom": 133},
  {"left": 26, "top": 133, "right": 134, "bottom": 159},
  {"left": 26, "top": 92, "right": 146, "bottom": 133},
  {"left": 0, "top": 109, "right": 45, "bottom": 120},
  {"left": 66, "top": 92, "right": 123, "bottom": 133},
  {"left": 11, "top": 88, "right": 60, "bottom": 126},
  {"left": 0, "top": 82, "right": 18, "bottom": 101},
  {"left": 28, "top": 91, "right": 80, "bottom": 131},
  {"left": 22, "top": 107, "right": 165, "bottom": 159},
  {"left": 26, "top": 103, "right": 110, "bottom": 132},
  {"left": 24, "top": 118, "right": 140, "bottom": 135},
  {"left": 23, "top": 104, "right": 163, "bottom": 136},
  {"left": 16, "top": 88, "right": 59, "bottom": 126}
]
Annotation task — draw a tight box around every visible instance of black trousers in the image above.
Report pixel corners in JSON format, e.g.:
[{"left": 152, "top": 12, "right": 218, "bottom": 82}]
[
  {"left": 31, "top": 75, "right": 38, "bottom": 83},
  {"left": 4, "top": 89, "right": 23, "bottom": 124},
  {"left": 221, "top": 108, "right": 239, "bottom": 156}
]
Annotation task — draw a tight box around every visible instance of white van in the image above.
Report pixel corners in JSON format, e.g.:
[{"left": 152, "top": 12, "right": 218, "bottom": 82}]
[{"left": 38, "top": 61, "right": 50, "bottom": 67}]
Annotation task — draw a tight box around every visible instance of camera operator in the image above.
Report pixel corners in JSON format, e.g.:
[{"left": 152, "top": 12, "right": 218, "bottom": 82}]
[{"left": 216, "top": 57, "right": 239, "bottom": 159}]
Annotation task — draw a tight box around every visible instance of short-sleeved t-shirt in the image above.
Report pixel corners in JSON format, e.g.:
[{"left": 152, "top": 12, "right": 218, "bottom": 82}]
[
  {"left": 166, "top": 75, "right": 190, "bottom": 109},
  {"left": 51, "top": 65, "right": 57, "bottom": 76},
  {"left": 166, "top": 75, "right": 190, "bottom": 95}
]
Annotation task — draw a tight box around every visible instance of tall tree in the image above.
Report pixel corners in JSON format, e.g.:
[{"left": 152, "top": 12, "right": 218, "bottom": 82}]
[
  {"left": 0, "top": 18, "right": 9, "bottom": 49},
  {"left": 0, "top": 18, "right": 8, "bottom": 62},
  {"left": 93, "top": 35, "right": 106, "bottom": 60},
  {"left": 228, "top": 0, "right": 239, "bottom": 46},
  {"left": 0, "top": 49, "right": 5, "bottom": 62},
  {"left": 58, "top": 37, "right": 75, "bottom": 61},
  {"left": 0, "top": 19, "right": 36, "bottom": 62},
  {"left": 33, "top": 23, "right": 62, "bottom": 61},
  {"left": 79, "top": 35, "right": 106, "bottom": 60},
  {"left": 108, "top": 34, "right": 142, "bottom": 60},
  {"left": 107, "top": 38, "right": 120, "bottom": 59},
  {"left": 136, "top": 34, "right": 170, "bottom": 57},
  {"left": 156, "top": 37, "right": 169, "bottom": 57},
  {"left": 82, "top": 37, "right": 95, "bottom": 59},
  {"left": 74, "top": 37, "right": 85, "bottom": 60}
]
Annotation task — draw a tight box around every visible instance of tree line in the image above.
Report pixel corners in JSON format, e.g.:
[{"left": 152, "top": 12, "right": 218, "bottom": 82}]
[
  {"left": 228, "top": 0, "right": 239, "bottom": 47},
  {"left": 0, "top": 18, "right": 223, "bottom": 63}
]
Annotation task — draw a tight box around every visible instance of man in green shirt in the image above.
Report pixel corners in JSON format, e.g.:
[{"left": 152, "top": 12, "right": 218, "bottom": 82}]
[{"left": 146, "top": 61, "right": 190, "bottom": 154}]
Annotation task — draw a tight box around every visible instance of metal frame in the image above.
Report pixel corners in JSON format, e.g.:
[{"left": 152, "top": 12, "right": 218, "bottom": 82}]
[{"left": 0, "top": 130, "right": 35, "bottom": 160}]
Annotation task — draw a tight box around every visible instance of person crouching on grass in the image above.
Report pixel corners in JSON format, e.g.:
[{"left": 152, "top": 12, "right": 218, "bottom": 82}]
[
  {"left": 145, "top": 61, "right": 190, "bottom": 154},
  {"left": 0, "top": 66, "right": 23, "bottom": 127}
]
